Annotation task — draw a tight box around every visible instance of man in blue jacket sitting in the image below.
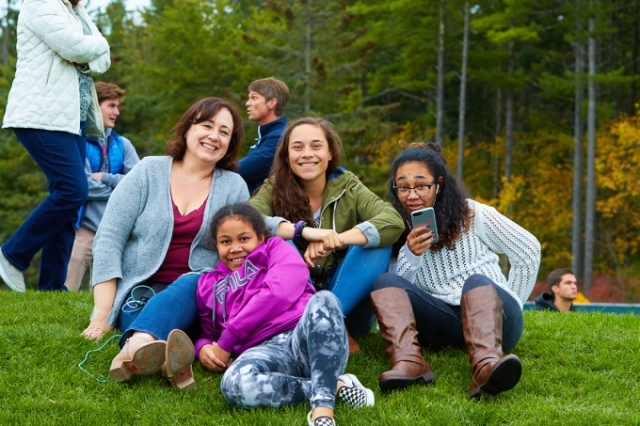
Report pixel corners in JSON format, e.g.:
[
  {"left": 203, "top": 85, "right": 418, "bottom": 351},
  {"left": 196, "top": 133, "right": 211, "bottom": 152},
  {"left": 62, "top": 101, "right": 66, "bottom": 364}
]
[
  {"left": 237, "top": 77, "right": 289, "bottom": 194},
  {"left": 64, "top": 82, "right": 140, "bottom": 291}
]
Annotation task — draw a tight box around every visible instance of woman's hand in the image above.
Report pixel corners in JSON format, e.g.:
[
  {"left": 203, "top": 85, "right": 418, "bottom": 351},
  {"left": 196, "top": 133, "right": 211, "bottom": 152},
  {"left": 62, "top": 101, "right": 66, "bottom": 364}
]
[
  {"left": 199, "top": 343, "right": 232, "bottom": 372},
  {"left": 81, "top": 318, "right": 113, "bottom": 340},
  {"left": 81, "top": 279, "right": 117, "bottom": 340},
  {"left": 301, "top": 227, "right": 344, "bottom": 251},
  {"left": 304, "top": 241, "right": 330, "bottom": 267},
  {"left": 406, "top": 225, "right": 434, "bottom": 257}
]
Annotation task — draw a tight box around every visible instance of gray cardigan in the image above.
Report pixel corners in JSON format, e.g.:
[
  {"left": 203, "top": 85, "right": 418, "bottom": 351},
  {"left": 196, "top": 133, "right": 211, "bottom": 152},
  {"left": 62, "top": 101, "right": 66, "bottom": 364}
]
[{"left": 91, "top": 156, "right": 250, "bottom": 326}]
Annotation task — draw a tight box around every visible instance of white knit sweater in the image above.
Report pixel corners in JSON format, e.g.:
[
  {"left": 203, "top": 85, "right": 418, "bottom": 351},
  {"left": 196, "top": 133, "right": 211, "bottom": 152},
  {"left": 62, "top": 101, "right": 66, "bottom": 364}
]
[{"left": 392, "top": 199, "right": 541, "bottom": 308}]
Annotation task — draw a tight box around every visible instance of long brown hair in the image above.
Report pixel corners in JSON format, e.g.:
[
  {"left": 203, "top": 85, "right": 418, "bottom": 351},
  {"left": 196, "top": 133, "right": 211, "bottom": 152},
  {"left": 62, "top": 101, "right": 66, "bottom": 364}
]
[
  {"left": 268, "top": 117, "right": 343, "bottom": 223},
  {"left": 165, "top": 97, "right": 245, "bottom": 171}
]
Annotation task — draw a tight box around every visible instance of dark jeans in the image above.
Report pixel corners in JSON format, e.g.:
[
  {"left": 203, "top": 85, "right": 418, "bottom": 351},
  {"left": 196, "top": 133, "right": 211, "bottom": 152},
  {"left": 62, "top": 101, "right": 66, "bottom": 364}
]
[
  {"left": 117, "top": 273, "right": 201, "bottom": 348},
  {"left": 2, "top": 124, "right": 88, "bottom": 291},
  {"left": 374, "top": 273, "right": 523, "bottom": 352}
]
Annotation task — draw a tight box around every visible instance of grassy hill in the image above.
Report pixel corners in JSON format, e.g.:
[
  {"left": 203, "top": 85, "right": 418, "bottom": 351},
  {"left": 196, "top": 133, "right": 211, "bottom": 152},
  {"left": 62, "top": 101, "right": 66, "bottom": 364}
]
[{"left": 1, "top": 291, "right": 638, "bottom": 425}]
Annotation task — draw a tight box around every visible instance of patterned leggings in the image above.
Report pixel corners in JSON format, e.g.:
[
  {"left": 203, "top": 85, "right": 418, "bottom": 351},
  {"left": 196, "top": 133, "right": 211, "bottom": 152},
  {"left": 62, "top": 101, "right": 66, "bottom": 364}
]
[{"left": 221, "top": 291, "right": 348, "bottom": 410}]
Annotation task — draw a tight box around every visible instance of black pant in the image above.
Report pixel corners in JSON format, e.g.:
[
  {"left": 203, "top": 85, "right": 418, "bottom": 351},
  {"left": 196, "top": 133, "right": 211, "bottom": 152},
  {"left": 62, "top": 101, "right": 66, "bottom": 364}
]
[{"left": 373, "top": 273, "right": 523, "bottom": 352}]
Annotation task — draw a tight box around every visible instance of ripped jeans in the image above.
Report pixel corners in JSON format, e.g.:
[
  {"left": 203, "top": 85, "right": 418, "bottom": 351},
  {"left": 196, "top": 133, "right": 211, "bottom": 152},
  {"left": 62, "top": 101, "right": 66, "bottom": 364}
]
[{"left": 221, "top": 291, "right": 348, "bottom": 410}]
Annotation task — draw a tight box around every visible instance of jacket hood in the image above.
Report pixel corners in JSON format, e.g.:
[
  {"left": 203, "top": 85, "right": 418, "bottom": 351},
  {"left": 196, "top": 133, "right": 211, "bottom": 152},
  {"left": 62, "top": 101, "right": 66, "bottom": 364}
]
[{"left": 534, "top": 292, "right": 559, "bottom": 311}]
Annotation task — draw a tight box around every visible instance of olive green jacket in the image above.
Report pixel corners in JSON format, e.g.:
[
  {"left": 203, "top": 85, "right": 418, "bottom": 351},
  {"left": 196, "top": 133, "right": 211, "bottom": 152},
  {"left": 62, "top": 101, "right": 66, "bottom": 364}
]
[{"left": 249, "top": 167, "right": 404, "bottom": 287}]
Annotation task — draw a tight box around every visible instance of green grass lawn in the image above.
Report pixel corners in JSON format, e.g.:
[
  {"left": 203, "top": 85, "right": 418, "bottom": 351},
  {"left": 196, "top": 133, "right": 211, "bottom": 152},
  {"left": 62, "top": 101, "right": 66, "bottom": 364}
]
[{"left": 1, "top": 290, "right": 639, "bottom": 426}]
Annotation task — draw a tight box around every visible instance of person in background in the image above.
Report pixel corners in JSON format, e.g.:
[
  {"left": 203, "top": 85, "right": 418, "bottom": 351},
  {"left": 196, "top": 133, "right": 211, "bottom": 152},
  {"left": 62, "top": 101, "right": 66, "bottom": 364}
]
[
  {"left": 237, "top": 77, "right": 289, "bottom": 194},
  {"left": 0, "top": 0, "right": 110, "bottom": 292},
  {"left": 535, "top": 268, "right": 577, "bottom": 312},
  {"left": 65, "top": 82, "right": 140, "bottom": 291},
  {"left": 371, "top": 142, "right": 541, "bottom": 399}
]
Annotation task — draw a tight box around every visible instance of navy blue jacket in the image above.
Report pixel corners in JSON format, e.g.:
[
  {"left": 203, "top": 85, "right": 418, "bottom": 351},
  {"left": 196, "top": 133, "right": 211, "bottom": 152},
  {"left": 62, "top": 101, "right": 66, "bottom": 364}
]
[{"left": 237, "top": 117, "right": 287, "bottom": 194}]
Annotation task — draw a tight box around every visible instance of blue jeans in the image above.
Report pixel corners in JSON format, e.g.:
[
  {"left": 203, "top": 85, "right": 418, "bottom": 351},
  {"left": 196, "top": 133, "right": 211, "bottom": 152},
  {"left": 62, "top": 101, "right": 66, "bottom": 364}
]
[
  {"left": 117, "top": 273, "right": 201, "bottom": 348},
  {"left": 2, "top": 124, "right": 88, "bottom": 291},
  {"left": 374, "top": 273, "right": 523, "bottom": 353},
  {"left": 327, "top": 245, "right": 392, "bottom": 335}
]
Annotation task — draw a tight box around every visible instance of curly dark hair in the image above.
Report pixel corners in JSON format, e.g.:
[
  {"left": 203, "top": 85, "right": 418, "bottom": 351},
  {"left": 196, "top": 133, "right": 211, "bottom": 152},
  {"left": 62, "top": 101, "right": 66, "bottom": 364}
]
[
  {"left": 165, "top": 97, "right": 245, "bottom": 171},
  {"left": 209, "top": 203, "right": 271, "bottom": 250},
  {"left": 388, "top": 142, "right": 473, "bottom": 253},
  {"left": 267, "top": 117, "right": 343, "bottom": 224}
]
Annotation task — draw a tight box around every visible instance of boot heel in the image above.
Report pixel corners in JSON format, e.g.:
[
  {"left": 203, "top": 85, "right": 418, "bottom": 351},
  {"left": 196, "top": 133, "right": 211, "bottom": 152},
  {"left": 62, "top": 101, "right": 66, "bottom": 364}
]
[
  {"left": 170, "top": 366, "right": 196, "bottom": 390},
  {"left": 109, "top": 361, "right": 133, "bottom": 382},
  {"left": 418, "top": 371, "right": 436, "bottom": 383},
  {"left": 164, "top": 329, "right": 196, "bottom": 390}
]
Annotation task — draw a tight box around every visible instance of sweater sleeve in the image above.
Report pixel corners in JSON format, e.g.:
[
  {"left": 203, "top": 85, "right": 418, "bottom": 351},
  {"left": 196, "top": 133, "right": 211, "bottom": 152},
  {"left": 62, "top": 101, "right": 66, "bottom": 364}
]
[
  {"left": 91, "top": 159, "right": 150, "bottom": 286},
  {"left": 216, "top": 240, "right": 310, "bottom": 354},
  {"left": 351, "top": 180, "right": 405, "bottom": 248},
  {"left": 85, "top": 158, "right": 112, "bottom": 201},
  {"left": 391, "top": 243, "right": 423, "bottom": 282},
  {"left": 22, "top": 0, "right": 110, "bottom": 65},
  {"left": 474, "top": 202, "right": 541, "bottom": 303}
]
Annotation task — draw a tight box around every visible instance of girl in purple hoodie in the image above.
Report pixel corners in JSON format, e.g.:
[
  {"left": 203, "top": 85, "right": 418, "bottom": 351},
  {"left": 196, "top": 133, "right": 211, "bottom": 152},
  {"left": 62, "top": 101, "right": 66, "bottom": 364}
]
[{"left": 196, "top": 203, "right": 373, "bottom": 426}]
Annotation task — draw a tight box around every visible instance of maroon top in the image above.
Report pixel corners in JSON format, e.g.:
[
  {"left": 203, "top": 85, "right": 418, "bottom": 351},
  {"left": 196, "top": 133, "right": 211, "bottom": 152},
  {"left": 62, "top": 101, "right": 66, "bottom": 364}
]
[{"left": 149, "top": 199, "right": 206, "bottom": 284}]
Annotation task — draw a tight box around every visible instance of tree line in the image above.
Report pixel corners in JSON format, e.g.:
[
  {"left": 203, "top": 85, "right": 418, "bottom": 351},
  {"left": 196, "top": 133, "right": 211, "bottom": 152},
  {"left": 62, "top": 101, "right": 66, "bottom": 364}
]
[{"left": 1, "top": 0, "right": 639, "bottom": 298}]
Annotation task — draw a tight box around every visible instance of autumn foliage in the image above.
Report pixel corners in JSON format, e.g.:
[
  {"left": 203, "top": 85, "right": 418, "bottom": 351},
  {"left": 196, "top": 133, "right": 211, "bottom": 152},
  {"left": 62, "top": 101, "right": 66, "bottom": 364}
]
[{"left": 364, "top": 109, "right": 640, "bottom": 289}]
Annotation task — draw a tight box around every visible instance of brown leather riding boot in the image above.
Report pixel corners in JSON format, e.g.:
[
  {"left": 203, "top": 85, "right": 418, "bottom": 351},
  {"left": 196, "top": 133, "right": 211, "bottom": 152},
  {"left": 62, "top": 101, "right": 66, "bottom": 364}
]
[
  {"left": 371, "top": 287, "right": 435, "bottom": 391},
  {"left": 461, "top": 285, "right": 522, "bottom": 399}
]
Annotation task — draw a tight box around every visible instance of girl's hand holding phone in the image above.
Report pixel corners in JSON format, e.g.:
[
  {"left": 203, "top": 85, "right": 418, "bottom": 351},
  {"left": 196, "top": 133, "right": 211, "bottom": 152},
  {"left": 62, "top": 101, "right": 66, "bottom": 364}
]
[{"left": 407, "top": 225, "right": 434, "bottom": 257}]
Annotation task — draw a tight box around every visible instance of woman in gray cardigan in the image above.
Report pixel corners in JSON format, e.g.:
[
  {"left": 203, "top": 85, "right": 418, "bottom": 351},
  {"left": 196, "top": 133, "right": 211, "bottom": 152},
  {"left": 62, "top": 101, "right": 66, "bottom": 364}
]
[{"left": 81, "top": 97, "right": 249, "bottom": 389}]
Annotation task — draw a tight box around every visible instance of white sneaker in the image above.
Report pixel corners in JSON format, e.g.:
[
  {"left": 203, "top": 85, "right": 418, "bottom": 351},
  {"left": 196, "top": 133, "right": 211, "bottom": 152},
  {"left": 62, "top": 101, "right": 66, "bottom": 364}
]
[
  {"left": 337, "top": 373, "right": 375, "bottom": 407},
  {"left": 0, "top": 249, "right": 26, "bottom": 292}
]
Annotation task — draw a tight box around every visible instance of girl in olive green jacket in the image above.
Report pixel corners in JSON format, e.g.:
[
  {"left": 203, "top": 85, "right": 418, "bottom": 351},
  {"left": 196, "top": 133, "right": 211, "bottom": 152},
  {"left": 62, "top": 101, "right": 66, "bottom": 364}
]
[{"left": 249, "top": 117, "right": 404, "bottom": 348}]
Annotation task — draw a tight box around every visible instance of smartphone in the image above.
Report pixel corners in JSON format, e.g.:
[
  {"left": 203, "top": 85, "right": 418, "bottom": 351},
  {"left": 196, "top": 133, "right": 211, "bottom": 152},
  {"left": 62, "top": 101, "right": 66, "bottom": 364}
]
[{"left": 410, "top": 207, "right": 439, "bottom": 243}]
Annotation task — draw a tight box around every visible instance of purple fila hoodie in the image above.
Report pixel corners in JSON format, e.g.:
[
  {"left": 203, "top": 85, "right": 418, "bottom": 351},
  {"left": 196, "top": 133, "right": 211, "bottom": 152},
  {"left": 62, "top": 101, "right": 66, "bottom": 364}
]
[{"left": 195, "top": 236, "right": 315, "bottom": 358}]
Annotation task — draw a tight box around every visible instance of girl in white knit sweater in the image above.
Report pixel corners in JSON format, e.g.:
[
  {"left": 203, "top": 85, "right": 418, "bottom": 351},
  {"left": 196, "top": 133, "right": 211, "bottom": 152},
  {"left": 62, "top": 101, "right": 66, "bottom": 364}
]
[{"left": 370, "top": 142, "right": 541, "bottom": 399}]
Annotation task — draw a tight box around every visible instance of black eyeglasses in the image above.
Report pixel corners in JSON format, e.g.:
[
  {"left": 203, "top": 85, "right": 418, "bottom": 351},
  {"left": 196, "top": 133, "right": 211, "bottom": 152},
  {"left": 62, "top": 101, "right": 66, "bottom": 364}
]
[{"left": 393, "top": 179, "right": 437, "bottom": 197}]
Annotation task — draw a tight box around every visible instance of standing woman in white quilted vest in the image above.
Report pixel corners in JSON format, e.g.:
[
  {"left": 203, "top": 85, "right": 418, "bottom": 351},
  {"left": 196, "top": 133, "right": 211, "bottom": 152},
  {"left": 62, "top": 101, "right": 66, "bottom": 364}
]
[
  {"left": 370, "top": 142, "right": 541, "bottom": 399},
  {"left": 0, "top": 0, "right": 110, "bottom": 292}
]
